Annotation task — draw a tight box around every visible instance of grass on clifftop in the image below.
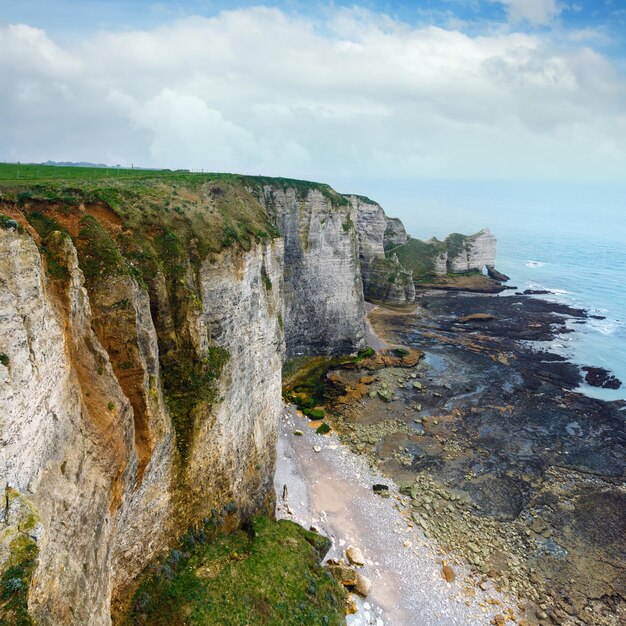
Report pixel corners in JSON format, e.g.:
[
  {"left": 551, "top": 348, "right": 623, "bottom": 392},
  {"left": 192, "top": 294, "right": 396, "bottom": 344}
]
[
  {"left": 125, "top": 516, "right": 345, "bottom": 626},
  {"left": 391, "top": 231, "right": 488, "bottom": 280},
  {"left": 389, "top": 237, "right": 447, "bottom": 278},
  {"left": 0, "top": 163, "right": 349, "bottom": 209}
]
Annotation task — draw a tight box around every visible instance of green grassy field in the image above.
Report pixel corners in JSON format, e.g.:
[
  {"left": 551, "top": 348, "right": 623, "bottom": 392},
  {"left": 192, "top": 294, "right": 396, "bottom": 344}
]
[
  {"left": 0, "top": 163, "right": 172, "bottom": 183},
  {"left": 0, "top": 163, "right": 349, "bottom": 206}
]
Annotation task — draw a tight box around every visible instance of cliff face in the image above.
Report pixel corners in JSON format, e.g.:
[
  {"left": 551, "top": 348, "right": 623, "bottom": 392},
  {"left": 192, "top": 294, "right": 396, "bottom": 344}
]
[
  {"left": 445, "top": 229, "right": 496, "bottom": 274},
  {"left": 349, "top": 196, "right": 415, "bottom": 306},
  {"left": 259, "top": 186, "right": 366, "bottom": 356},
  {"left": 383, "top": 217, "right": 409, "bottom": 248},
  {"left": 0, "top": 209, "right": 285, "bottom": 624}
]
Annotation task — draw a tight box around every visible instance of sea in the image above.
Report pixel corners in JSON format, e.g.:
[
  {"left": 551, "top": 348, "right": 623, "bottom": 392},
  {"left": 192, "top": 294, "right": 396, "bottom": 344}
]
[{"left": 384, "top": 180, "right": 626, "bottom": 402}]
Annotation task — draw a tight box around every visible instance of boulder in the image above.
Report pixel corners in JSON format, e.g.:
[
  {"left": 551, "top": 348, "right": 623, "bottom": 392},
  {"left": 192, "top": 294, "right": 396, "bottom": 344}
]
[
  {"left": 372, "top": 484, "right": 390, "bottom": 498},
  {"left": 581, "top": 366, "right": 622, "bottom": 389},
  {"left": 353, "top": 572, "right": 371, "bottom": 597},
  {"left": 345, "top": 546, "right": 365, "bottom": 567},
  {"left": 345, "top": 594, "right": 358, "bottom": 615},
  {"left": 316, "top": 423, "right": 331, "bottom": 435},
  {"left": 441, "top": 561, "right": 456, "bottom": 583},
  {"left": 326, "top": 561, "right": 357, "bottom": 586},
  {"left": 457, "top": 313, "right": 496, "bottom": 323},
  {"left": 377, "top": 388, "right": 393, "bottom": 402},
  {"left": 486, "top": 266, "right": 510, "bottom": 282}
]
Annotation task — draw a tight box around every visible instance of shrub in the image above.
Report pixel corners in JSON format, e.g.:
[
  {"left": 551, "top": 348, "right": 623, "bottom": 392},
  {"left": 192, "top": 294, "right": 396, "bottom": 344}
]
[
  {"left": 0, "top": 215, "right": 21, "bottom": 232},
  {"left": 356, "top": 347, "right": 375, "bottom": 361},
  {"left": 0, "top": 353, "right": 9, "bottom": 367},
  {"left": 261, "top": 267, "right": 272, "bottom": 291}
]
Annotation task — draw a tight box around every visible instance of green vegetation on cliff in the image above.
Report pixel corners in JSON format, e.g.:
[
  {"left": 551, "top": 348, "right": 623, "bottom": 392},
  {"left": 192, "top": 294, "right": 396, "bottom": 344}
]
[
  {"left": 0, "top": 537, "right": 37, "bottom": 626},
  {"left": 161, "top": 347, "right": 230, "bottom": 462},
  {"left": 0, "top": 491, "right": 40, "bottom": 626},
  {"left": 390, "top": 237, "right": 447, "bottom": 278},
  {"left": 125, "top": 516, "right": 345, "bottom": 626},
  {"left": 282, "top": 349, "right": 375, "bottom": 414}
]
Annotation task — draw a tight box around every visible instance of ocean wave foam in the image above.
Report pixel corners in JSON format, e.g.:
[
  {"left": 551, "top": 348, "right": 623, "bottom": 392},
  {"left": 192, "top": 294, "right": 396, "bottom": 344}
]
[
  {"left": 526, "top": 282, "right": 571, "bottom": 296},
  {"left": 587, "top": 318, "right": 624, "bottom": 336}
]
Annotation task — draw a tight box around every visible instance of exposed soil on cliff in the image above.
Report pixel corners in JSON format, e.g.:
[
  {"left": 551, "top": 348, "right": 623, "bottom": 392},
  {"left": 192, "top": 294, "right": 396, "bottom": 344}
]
[{"left": 308, "top": 294, "right": 626, "bottom": 626}]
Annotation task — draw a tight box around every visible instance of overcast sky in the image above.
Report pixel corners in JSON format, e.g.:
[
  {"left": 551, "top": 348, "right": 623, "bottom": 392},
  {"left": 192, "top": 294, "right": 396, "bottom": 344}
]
[{"left": 1, "top": 0, "right": 625, "bottom": 201}]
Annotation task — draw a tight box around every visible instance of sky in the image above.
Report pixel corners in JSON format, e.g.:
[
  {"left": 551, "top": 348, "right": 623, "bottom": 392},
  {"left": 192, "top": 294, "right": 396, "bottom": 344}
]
[{"left": 1, "top": 0, "right": 625, "bottom": 216}]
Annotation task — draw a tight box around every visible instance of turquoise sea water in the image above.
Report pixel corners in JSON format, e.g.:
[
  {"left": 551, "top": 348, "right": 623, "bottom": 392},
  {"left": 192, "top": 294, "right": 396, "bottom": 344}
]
[{"left": 384, "top": 180, "right": 626, "bottom": 401}]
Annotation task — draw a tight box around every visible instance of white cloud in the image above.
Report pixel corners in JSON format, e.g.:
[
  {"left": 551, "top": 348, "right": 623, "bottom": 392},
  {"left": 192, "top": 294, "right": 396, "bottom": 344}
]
[
  {"left": 0, "top": 6, "right": 625, "bottom": 182},
  {"left": 108, "top": 88, "right": 260, "bottom": 169},
  {"left": 0, "top": 24, "right": 80, "bottom": 77},
  {"left": 496, "top": 0, "right": 563, "bottom": 25}
]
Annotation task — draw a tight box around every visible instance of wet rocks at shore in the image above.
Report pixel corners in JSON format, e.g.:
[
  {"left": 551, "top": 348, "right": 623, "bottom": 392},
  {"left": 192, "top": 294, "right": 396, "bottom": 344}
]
[
  {"left": 521, "top": 289, "right": 552, "bottom": 295},
  {"left": 312, "top": 294, "right": 625, "bottom": 626},
  {"left": 486, "top": 266, "right": 510, "bottom": 282},
  {"left": 456, "top": 313, "right": 497, "bottom": 323},
  {"left": 581, "top": 366, "right": 622, "bottom": 389}
]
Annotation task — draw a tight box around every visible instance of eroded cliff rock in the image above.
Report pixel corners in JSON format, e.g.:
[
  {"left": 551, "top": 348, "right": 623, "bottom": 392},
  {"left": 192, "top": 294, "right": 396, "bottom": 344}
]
[
  {"left": 445, "top": 229, "right": 496, "bottom": 274},
  {"left": 349, "top": 195, "right": 415, "bottom": 306},
  {"left": 383, "top": 217, "right": 409, "bottom": 248},
  {"left": 258, "top": 185, "right": 366, "bottom": 355}
]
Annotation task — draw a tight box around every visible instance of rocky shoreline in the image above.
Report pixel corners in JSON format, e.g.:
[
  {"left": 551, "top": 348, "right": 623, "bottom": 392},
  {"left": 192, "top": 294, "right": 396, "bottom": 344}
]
[{"left": 289, "top": 293, "right": 625, "bottom": 625}]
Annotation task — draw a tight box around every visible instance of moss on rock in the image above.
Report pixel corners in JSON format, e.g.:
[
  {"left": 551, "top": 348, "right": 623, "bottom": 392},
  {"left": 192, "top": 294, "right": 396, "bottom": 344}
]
[{"left": 0, "top": 490, "right": 41, "bottom": 626}]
